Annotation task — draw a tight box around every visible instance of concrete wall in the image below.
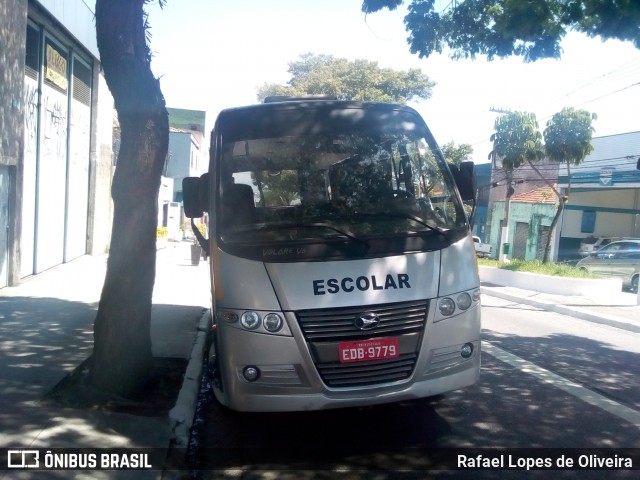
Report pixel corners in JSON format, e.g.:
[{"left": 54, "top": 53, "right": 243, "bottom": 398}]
[
  {"left": 86, "top": 74, "right": 114, "bottom": 256},
  {"left": 0, "top": 0, "right": 27, "bottom": 168},
  {"left": 479, "top": 265, "right": 622, "bottom": 297},
  {"left": 0, "top": 0, "right": 28, "bottom": 285}
]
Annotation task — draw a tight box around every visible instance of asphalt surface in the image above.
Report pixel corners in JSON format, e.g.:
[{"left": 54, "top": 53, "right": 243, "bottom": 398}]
[{"left": 1, "top": 247, "right": 639, "bottom": 478}]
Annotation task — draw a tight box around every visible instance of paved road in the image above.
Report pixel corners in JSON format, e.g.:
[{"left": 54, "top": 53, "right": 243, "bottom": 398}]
[
  {"left": 187, "top": 294, "right": 640, "bottom": 479},
  {"left": 482, "top": 294, "right": 640, "bottom": 412}
]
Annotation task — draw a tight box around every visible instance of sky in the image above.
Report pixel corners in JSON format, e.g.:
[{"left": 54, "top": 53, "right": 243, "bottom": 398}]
[{"left": 145, "top": 0, "right": 640, "bottom": 164}]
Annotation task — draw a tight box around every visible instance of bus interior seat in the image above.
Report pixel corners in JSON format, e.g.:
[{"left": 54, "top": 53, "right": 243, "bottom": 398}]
[{"left": 223, "top": 183, "right": 257, "bottom": 226}]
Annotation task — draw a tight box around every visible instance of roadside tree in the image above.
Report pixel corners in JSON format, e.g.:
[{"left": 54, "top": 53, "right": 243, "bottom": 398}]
[
  {"left": 441, "top": 141, "right": 474, "bottom": 166},
  {"left": 257, "top": 53, "right": 435, "bottom": 103},
  {"left": 489, "top": 109, "right": 595, "bottom": 263},
  {"left": 540, "top": 108, "right": 596, "bottom": 261},
  {"left": 361, "top": 0, "right": 640, "bottom": 62},
  {"left": 489, "top": 112, "right": 544, "bottom": 261},
  {"left": 91, "top": 0, "right": 169, "bottom": 397}
]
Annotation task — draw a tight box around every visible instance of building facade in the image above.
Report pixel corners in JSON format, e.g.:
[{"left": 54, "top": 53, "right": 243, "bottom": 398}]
[
  {"left": 486, "top": 131, "right": 640, "bottom": 262},
  {"left": 0, "top": 0, "right": 114, "bottom": 287},
  {"left": 487, "top": 157, "right": 560, "bottom": 260},
  {"left": 166, "top": 128, "right": 205, "bottom": 203},
  {"left": 489, "top": 185, "right": 557, "bottom": 261},
  {"left": 166, "top": 108, "right": 207, "bottom": 203},
  {"left": 556, "top": 131, "right": 640, "bottom": 260}
]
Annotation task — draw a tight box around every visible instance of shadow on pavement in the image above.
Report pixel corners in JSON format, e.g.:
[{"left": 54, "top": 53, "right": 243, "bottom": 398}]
[
  {"left": 187, "top": 349, "right": 640, "bottom": 479},
  {"left": 0, "top": 296, "right": 201, "bottom": 451}
]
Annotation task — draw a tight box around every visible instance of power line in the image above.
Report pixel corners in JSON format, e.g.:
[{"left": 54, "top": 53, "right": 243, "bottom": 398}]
[
  {"left": 482, "top": 155, "right": 640, "bottom": 175},
  {"left": 573, "top": 82, "right": 640, "bottom": 108},
  {"left": 565, "top": 56, "right": 640, "bottom": 97}
]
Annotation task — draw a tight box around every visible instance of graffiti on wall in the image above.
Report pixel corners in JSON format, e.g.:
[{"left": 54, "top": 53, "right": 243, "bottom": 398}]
[
  {"left": 42, "top": 91, "right": 68, "bottom": 159},
  {"left": 23, "top": 81, "right": 39, "bottom": 155}
]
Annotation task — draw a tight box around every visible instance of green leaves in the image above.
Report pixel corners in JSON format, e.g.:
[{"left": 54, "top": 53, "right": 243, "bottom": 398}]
[
  {"left": 489, "top": 108, "right": 596, "bottom": 170},
  {"left": 489, "top": 111, "right": 544, "bottom": 170},
  {"left": 361, "top": 0, "right": 640, "bottom": 62},
  {"left": 257, "top": 53, "right": 435, "bottom": 103},
  {"left": 544, "top": 107, "right": 596, "bottom": 164},
  {"left": 441, "top": 141, "right": 474, "bottom": 166},
  {"left": 361, "top": 0, "right": 404, "bottom": 14}
]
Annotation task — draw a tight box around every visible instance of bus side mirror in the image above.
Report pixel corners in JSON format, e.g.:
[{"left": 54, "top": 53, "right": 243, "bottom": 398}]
[
  {"left": 449, "top": 161, "right": 477, "bottom": 227},
  {"left": 182, "top": 173, "right": 209, "bottom": 218},
  {"left": 450, "top": 161, "right": 477, "bottom": 202}
]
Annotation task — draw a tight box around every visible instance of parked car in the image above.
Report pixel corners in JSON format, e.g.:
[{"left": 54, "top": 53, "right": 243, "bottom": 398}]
[
  {"left": 576, "top": 239, "right": 640, "bottom": 292},
  {"left": 579, "top": 236, "right": 621, "bottom": 257},
  {"left": 473, "top": 236, "right": 492, "bottom": 258}
]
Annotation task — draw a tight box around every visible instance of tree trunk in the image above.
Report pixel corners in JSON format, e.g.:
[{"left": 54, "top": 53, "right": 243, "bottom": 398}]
[
  {"left": 543, "top": 201, "right": 563, "bottom": 263},
  {"left": 542, "top": 162, "right": 572, "bottom": 263},
  {"left": 92, "top": 0, "right": 168, "bottom": 397}
]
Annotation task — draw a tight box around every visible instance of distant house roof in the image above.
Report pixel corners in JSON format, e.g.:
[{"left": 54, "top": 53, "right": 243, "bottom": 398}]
[
  {"left": 510, "top": 184, "right": 558, "bottom": 204},
  {"left": 167, "top": 107, "right": 206, "bottom": 133}
]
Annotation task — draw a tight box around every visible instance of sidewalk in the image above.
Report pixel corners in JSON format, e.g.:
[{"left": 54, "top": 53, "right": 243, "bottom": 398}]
[
  {"left": 1, "top": 244, "right": 638, "bottom": 478},
  {"left": 481, "top": 282, "right": 640, "bottom": 333},
  {"left": 0, "top": 241, "right": 211, "bottom": 479}
]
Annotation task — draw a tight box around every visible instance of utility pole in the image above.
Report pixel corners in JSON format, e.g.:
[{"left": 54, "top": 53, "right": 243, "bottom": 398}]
[
  {"left": 491, "top": 107, "right": 515, "bottom": 262},
  {"left": 499, "top": 168, "right": 514, "bottom": 262},
  {"left": 490, "top": 107, "right": 514, "bottom": 115}
]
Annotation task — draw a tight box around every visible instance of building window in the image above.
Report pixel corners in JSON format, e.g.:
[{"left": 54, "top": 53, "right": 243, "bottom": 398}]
[
  {"left": 25, "top": 24, "right": 40, "bottom": 80},
  {"left": 581, "top": 210, "right": 596, "bottom": 233}
]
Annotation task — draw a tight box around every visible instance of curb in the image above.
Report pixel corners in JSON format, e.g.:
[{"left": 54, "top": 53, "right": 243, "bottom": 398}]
[
  {"left": 480, "top": 287, "right": 640, "bottom": 334},
  {"left": 169, "top": 309, "right": 211, "bottom": 447}
]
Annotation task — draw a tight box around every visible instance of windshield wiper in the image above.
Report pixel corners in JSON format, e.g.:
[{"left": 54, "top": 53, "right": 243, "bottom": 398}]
[
  {"left": 355, "top": 212, "right": 448, "bottom": 236},
  {"left": 243, "top": 222, "right": 370, "bottom": 248}
]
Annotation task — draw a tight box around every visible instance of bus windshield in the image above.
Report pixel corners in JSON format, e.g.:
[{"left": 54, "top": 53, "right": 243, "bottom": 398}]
[{"left": 216, "top": 104, "right": 467, "bottom": 247}]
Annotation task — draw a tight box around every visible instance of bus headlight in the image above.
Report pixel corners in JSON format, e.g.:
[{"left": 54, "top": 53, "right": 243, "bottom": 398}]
[
  {"left": 240, "top": 311, "right": 261, "bottom": 329},
  {"left": 263, "top": 313, "right": 283, "bottom": 332},
  {"left": 456, "top": 292, "right": 472, "bottom": 311},
  {"left": 438, "top": 297, "right": 456, "bottom": 316},
  {"left": 218, "top": 310, "right": 239, "bottom": 323}
]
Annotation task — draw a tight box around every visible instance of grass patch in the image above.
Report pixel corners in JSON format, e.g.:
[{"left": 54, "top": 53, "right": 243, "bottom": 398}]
[{"left": 477, "top": 258, "right": 600, "bottom": 279}]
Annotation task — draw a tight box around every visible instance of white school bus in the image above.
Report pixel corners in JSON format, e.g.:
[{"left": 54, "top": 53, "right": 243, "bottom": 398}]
[{"left": 183, "top": 98, "right": 481, "bottom": 412}]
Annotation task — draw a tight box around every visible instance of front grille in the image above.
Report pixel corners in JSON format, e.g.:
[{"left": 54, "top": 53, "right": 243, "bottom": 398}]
[
  {"left": 297, "top": 300, "right": 427, "bottom": 342},
  {"left": 295, "top": 300, "right": 428, "bottom": 387},
  {"left": 317, "top": 353, "right": 417, "bottom": 387}
]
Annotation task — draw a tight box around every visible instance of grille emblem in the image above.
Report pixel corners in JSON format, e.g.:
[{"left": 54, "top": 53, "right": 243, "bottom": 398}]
[{"left": 355, "top": 312, "right": 380, "bottom": 330}]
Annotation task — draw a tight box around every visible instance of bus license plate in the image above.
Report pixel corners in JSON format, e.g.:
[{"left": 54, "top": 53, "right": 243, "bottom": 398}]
[{"left": 339, "top": 337, "right": 399, "bottom": 363}]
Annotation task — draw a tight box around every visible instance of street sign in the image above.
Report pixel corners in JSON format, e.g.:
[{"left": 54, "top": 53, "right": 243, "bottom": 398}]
[{"left": 599, "top": 167, "right": 614, "bottom": 186}]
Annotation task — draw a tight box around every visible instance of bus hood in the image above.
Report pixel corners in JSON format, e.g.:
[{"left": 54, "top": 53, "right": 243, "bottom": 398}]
[
  {"left": 264, "top": 252, "right": 440, "bottom": 311},
  {"left": 213, "top": 237, "right": 478, "bottom": 311}
]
